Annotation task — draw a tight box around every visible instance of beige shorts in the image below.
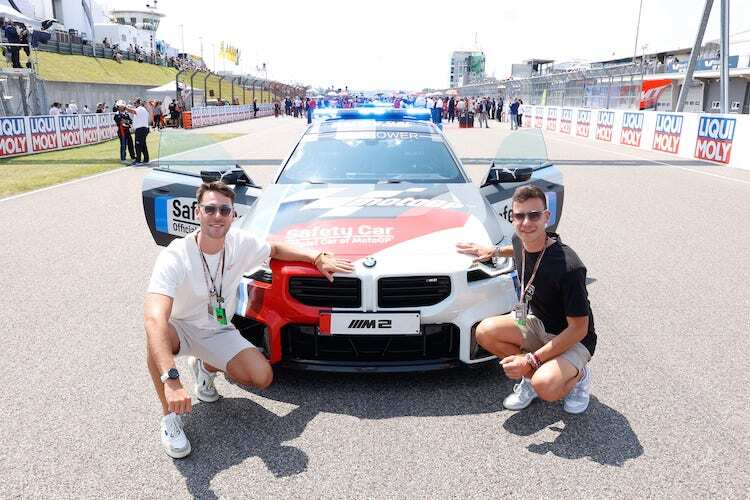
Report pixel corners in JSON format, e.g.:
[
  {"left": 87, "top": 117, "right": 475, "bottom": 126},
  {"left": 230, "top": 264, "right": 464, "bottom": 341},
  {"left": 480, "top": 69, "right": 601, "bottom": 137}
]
[
  {"left": 517, "top": 315, "right": 591, "bottom": 372},
  {"left": 171, "top": 319, "right": 255, "bottom": 372}
]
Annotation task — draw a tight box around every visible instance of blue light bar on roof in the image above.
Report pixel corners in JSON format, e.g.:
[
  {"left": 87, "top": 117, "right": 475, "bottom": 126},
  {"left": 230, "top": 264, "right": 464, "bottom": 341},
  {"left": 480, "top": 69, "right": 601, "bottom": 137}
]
[{"left": 313, "top": 107, "right": 432, "bottom": 122}]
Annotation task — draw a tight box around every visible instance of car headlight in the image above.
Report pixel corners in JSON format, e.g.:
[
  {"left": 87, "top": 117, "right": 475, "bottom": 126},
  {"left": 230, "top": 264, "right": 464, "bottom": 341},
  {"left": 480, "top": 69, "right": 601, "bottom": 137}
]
[
  {"left": 246, "top": 267, "right": 272, "bottom": 284},
  {"left": 466, "top": 256, "right": 514, "bottom": 283}
]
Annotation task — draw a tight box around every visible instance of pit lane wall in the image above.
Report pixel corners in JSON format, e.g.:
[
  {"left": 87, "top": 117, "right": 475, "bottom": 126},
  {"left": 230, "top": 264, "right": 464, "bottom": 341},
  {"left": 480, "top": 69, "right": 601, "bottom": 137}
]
[
  {"left": 185, "top": 104, "right": 274, "bottom": 128},
  {"left": 522, "top": 106, "right": 750, "bottom": 170},
  {"left": 0, "top": 114, "right": 118, "bottom": 159}
]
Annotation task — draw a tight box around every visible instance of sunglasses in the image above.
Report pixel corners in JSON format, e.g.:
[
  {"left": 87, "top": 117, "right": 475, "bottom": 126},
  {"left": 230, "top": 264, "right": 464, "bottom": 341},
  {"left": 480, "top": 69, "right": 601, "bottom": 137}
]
[
  {"left": 512, "top": 210, "right": 546, "bottom": 222},
  {"left": 200, "top": 204, "right": 233, "bottom": 217}
]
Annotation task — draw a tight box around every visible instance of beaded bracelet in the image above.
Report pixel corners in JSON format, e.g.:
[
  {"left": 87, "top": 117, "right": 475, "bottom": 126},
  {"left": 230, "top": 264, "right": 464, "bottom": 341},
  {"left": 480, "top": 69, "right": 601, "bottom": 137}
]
[{"left": 525, "top": 352, "right": 540, "bottom": 371}]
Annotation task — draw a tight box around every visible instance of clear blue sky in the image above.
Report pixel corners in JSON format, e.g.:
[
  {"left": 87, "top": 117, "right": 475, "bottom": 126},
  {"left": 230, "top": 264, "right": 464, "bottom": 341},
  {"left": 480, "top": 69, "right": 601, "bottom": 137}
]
[{"left": 111, "top": 0, "right": 750, "bottom": 91}]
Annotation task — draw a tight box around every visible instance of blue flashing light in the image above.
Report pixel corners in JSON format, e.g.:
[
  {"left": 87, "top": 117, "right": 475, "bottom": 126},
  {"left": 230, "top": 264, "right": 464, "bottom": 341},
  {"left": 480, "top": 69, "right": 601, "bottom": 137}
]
[{"left": 313, "top": 107, "right": 432, "bottom": 122}]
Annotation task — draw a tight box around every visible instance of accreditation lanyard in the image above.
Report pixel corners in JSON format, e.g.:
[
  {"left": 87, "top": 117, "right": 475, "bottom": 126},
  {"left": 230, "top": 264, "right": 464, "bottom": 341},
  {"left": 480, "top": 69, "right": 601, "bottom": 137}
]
[
  {"left": 514, "top": 237, "right": 548, "bottom": 325},
  {"left": 198, "top": 235, "right": 227, "bottom": 325}
]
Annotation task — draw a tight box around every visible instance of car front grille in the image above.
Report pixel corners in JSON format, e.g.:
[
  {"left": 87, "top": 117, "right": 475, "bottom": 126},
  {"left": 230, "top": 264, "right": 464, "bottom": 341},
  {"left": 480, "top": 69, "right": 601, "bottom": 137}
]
[
  {"left": 289, "top": 277, "right": 361, "bottom": 308},
  {"left": 378, "top": 276, "right": 451, "bottom": 308},
  {"left": 282, "top": 323, "right": 460, "bottom": 362}
]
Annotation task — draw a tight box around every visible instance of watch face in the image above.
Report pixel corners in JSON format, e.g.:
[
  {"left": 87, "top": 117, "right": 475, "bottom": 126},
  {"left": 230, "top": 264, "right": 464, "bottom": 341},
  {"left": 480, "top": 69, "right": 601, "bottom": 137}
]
[{"left": 168, "top": 368, "right": 179, "bottom": 380}]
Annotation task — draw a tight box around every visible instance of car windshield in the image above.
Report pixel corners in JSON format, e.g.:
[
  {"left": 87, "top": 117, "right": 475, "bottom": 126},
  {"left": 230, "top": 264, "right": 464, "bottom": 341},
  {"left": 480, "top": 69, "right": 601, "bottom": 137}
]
[{"left": 276, "top": 130, "right": 466, "bottom": 184}]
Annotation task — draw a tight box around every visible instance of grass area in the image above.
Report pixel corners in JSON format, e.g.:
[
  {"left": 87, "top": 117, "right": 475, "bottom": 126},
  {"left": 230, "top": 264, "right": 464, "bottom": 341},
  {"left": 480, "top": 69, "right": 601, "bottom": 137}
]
[
  {"left": 0, "top": 132, "right": 240, "bottom": 198},
  {"left": 1, "top": 51, "right": 281, "bottom": 102}
]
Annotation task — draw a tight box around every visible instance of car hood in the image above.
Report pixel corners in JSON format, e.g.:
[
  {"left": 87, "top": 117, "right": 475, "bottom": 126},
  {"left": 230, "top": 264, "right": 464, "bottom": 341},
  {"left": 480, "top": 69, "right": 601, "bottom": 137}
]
[{"left": 238, "top": 183, "right": 505, "bottom": 271}]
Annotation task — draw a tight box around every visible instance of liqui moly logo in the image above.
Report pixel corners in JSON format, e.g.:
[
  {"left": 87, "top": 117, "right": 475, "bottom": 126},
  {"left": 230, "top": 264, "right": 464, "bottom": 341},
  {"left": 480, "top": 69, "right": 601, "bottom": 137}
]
[
  {"left": 523, "top": 114, "right": 532, "bottom": 127},
  {"left": 620, "top": 112, "right": 644, "bottom": 147},
  {"left": 29, "top": 116, "right": 59, "bottom": 152},
  {"left": 576, "top": 110, "right": 591, "bottom": 137},
  {"left": 546, "top": 108, "right": 557, "bottom": 131},
  {"left": 596, "top": 111, "right": 615, "bottom": 142},
  {"left": 694, "top": 116, "right": 736, "bottom": 164},
  {"left": 652, "top": 114, "right": 683, "bottom": 154},
  {"left": 560, "top": 109, "right": 573, "bottom": 134},
  {"left": 59, "top": 115, "right": 82, "bottom": 147},
  {"left": 534, "top": 108, "right": 543, "bottom": 128},
  {"left": 0, "top": 117, "right": 28, "bottom": 156},
  {"left": 81, "top": 114, "right": 99, "bottom": 144}
]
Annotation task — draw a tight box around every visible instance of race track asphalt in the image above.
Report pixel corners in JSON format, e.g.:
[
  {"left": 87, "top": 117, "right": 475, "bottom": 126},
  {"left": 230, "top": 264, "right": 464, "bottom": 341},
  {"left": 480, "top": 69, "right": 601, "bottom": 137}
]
[{"left": 2, "top": 115, "right": 749, "bottom": 499}]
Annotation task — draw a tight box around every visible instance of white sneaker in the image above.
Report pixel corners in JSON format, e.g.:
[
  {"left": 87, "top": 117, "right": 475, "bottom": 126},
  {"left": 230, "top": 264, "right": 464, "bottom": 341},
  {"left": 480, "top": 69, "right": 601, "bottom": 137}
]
[
  {"left": 160, "top": 412, "right": 191, "bottom": 459},
  {"left": 189, "top": 356, "right": 220, "bottom": 402},
  {"left": 564, "top": 366, "right": 592, "bottom": 414},
  {"left": 503, "top": 377, "right": 538, "bottom": 410}
]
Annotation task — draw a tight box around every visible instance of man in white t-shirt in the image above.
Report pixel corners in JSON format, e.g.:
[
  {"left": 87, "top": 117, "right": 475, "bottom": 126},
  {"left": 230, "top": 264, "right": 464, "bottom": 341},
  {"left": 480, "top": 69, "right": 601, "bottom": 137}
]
[
  {"left": 127, "top": 98, "right": 151, "bottom": 165},
  {"left": 145, "top": 181, "right": 354, "bottom": 458}
]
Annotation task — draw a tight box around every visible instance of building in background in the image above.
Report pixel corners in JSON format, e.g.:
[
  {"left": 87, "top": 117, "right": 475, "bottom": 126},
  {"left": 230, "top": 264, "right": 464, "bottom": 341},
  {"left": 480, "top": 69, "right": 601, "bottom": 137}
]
[{"left": 449, "top": 50, "right": 485, "bottom": 88}]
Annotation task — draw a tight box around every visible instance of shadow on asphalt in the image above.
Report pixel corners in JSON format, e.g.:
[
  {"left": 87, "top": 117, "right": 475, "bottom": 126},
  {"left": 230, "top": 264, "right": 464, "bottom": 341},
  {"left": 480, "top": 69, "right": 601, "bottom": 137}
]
[
  {"left": 503, "top": 396, "right": 643, "bottom": 466},
  {"left": 174, "top": 364, "right": 641, "bottom": 497}
]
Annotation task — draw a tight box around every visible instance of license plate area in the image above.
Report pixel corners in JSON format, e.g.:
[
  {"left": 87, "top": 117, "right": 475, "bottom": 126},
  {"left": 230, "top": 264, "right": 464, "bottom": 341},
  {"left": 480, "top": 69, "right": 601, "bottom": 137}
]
[{"left": 319, "top": 312, "right": 421, "bottom": 335}]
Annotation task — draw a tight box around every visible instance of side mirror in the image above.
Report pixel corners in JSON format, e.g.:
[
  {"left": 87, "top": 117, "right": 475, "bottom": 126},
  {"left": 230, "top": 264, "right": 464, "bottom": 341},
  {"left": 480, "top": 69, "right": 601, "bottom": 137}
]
[{"left": 483, "top": 165, "right": 533, "bottom": 186}]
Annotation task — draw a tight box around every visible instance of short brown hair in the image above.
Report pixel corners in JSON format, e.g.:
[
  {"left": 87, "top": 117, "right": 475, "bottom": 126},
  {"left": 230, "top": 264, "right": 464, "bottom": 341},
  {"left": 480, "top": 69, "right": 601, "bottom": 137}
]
[
  {"left": 196, "top": 181, "right": 235, "bottom": 204},
  {"left": 512, "top": 185, "right": 547, "bottom": 209}
]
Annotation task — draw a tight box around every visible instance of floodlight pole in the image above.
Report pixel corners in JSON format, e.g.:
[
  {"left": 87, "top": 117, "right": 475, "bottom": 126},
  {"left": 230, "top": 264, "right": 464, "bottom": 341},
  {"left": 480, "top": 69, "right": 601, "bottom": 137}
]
[
  {"left": 719, "top": 0, "right": 729, "bottom": 113},
  {"left": 676, "top": 0, "right": 713, "bottom": 112}
]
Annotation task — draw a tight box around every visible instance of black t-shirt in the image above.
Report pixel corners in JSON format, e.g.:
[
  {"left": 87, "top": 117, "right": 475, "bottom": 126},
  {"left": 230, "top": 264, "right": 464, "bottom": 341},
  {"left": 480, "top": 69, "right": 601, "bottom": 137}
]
[{"left": 512, "top": 232, "right": 597, "bottom": 355}]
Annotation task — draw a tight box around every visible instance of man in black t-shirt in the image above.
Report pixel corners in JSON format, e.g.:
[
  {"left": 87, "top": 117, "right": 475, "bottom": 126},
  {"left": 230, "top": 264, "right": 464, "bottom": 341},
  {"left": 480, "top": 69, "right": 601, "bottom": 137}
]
[{"left": 457, "top": 185, "right": 597, "bottom": 414}]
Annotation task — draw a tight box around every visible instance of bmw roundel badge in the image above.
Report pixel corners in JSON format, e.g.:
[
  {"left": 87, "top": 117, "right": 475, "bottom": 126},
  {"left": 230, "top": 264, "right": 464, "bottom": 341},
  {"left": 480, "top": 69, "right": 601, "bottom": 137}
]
[{"left": 363, "top": 257, "right": 377, "bottom": 268}]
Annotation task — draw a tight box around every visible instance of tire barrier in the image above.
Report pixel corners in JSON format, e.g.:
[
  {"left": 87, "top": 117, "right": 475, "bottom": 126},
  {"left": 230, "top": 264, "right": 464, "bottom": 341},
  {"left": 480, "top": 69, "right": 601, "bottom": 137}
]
[
  {"left": 522, "top": 105, "right": 749, "bottom": 169},
  {"left": 185, "top": 104, "right": 274, "bottom": 129},
  {"left": 0, "top": 113, "right": 118, "bottom": 158}
]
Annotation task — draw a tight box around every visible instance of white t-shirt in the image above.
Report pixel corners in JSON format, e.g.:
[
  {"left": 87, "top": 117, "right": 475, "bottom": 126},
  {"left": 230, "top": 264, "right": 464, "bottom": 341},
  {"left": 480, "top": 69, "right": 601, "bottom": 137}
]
[
  {"left": 49, "top": 107, "right": 60, "bottom": 116},
  {"left": 132, "top": 106, "right": 149, "bottom": 129},
  {"left": 147, "top": 229, "right": 271, "bottom": 328}
]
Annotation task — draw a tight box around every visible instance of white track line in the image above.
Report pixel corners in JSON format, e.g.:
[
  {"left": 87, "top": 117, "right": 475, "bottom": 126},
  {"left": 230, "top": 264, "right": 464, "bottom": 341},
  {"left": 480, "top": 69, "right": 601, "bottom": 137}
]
[{"left": 544, "top": 133, "right": 750, "bottom": 187}]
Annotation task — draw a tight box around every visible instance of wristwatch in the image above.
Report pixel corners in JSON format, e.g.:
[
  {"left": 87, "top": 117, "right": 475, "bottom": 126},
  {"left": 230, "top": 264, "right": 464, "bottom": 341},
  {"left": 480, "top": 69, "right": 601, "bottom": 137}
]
[{"left": 160, "top": 368, "right": 180, "bottom": 383}]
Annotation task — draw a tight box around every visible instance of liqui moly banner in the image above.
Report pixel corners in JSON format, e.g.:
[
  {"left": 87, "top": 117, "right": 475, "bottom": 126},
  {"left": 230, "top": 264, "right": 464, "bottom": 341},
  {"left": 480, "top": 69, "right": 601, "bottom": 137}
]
[
  {"left": 534, "top": 107, "right": 543, "bottom": 128},
  {"left": 652, "top": 114, "right": 683, "bottom": 154},
  {"left": 546, "top": 108, "right": 557, "bottom": 131},
  {"left": 28, "top": 116, "right": 59, "bottom": 153},
  {"left": 620, "top": 112, "right": 644, "bottom": 147},
  {"left": 81, "top": 114, "right": 99, "bottom": 145},
  {"left": 0, "top": 117, "right": 28, "bottom": 157},
  {"left": 576, "top": 110, "right": 591, "bottom": 137},
  {"left": 596, "top": 111, "right": 615, "bottom": 142},
  {"left": 97, "top": 113, "right": 117, "bottom": 141},
  {"left": 560, "top": 109, "right": 573, "bottom": 134},
  {"left": 59, "top": 115, "right": 82, "bottom": 148},
  {"left": 694, "top": 116, "right": 735, "bottom": 164}
]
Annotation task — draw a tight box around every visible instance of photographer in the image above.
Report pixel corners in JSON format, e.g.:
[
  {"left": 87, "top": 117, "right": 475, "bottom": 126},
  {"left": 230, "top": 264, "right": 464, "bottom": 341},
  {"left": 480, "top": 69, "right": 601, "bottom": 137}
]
[{"left": 114, "top": 100, "right": 135, "bottom": 164}]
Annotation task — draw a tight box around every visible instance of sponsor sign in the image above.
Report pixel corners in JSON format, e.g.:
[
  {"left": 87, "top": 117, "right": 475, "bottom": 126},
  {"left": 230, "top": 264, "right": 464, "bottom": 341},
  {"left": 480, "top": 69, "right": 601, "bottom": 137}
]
[
  {"left": 534, "top": 107, "right": 543, "bottom": 128},
  {"left": 652, "top": 114, "right": 683, "bottom": 154},
  {"left": 0, "top": 117, "right": 28, "bottom": 157},
  {"left": 59, "top": 115, "right": 82, "bottom": 148},
  {"left": 523, "top": 114, "right": 532, "bottom": 127},
  {"left": 81, "top": 114, "right": 99, "bottom": 145},
  {"left": 560, "top": 109, "right": 573, "bottom": 134},
  {"left": 29, "top": 116, "right": 59, "bottom": 153},
  {"left": 694, "top": 116, "right": 736, "bottom": 164},
  {"left": 154, "top": 196, "right": 199, "bottom": 236},
  {"left": 620, "top": 112, "right": 644, "bottom": 147},
  {"left": 595, "top": 110, "right": 615, "bottom": 142},
  {"left": 576, "top": 110, "right": 591, "bottom": 137},
  {"left": 546, "top": 108, "right": 557, "bottom": 131}
]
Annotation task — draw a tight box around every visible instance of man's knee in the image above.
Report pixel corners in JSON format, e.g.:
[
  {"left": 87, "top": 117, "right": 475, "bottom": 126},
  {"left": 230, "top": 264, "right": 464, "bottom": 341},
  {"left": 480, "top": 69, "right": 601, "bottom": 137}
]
[
  {"left": 227, "top": 349, "right": 273, "bottom": 389},
  {"left": 530, "top": 372, "right": 560, "bottom": 401},
  {"left": 475, "top": 316, "right": 520, "bottom": 348}
]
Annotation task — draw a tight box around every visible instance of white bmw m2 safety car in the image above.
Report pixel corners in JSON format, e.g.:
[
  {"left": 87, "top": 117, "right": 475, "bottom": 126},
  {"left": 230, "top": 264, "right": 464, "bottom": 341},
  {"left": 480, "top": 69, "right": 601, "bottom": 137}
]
[{"left": 142, "top": 108, "right": 564, "bottom": 371}]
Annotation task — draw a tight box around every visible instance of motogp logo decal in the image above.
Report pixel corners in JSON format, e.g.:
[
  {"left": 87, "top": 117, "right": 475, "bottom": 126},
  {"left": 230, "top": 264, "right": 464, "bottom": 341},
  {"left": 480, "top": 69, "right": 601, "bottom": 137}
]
[{"left": 694, "top": 116, "right": 735, "bottom": 164}]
